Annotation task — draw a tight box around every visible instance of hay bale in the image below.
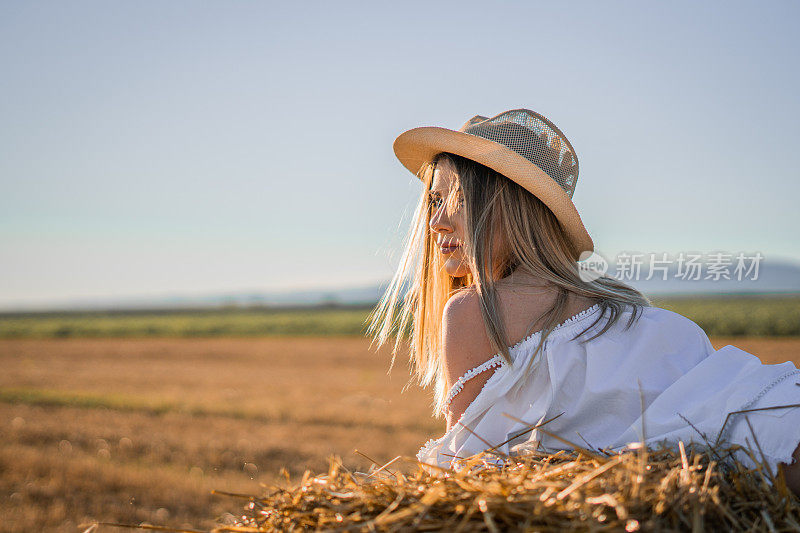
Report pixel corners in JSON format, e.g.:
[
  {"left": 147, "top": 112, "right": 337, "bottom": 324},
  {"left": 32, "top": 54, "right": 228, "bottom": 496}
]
[{"left": 210, "top": 440, "right": 800, "bottom": 532}]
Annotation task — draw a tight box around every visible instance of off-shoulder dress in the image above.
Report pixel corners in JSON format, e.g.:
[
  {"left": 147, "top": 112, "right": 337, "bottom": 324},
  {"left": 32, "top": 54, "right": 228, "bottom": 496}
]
[{"left": 417, "top": 303, "right": 800, "bottom": 483}]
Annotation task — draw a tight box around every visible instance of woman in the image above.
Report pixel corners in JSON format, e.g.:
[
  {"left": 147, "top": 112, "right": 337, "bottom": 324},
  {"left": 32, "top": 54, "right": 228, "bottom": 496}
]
[{"left": 366, "top": 109, "right": 800, "bottom": 494}]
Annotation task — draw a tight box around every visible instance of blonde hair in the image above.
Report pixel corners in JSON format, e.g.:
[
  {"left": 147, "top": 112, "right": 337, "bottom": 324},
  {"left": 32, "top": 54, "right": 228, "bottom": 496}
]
[{"left": 366, "top": 152, "right": 651, "bottom": 417}]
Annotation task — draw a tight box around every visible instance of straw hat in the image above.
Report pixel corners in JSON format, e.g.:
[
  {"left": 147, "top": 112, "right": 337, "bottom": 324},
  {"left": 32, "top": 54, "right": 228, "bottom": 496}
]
[{"left": 393, "top": 109, "right": 593, "bottom": 260}]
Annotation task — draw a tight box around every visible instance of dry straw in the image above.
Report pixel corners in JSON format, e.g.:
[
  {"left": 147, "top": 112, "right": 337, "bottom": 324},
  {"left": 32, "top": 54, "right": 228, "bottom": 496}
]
[{"left": 200, "top": 438, "right": 800, "bottom": 533}]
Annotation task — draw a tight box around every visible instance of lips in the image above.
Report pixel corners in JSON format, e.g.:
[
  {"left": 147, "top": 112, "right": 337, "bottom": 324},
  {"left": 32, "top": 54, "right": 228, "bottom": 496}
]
[{"left": 439, "top": 241, "right": 462, "bottom": 254}]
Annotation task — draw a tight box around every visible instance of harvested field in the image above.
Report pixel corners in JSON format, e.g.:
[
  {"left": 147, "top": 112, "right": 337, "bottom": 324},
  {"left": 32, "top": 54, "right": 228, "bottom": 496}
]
[{"left": 0, "top": 336, "right": 798, "bottom": 532}]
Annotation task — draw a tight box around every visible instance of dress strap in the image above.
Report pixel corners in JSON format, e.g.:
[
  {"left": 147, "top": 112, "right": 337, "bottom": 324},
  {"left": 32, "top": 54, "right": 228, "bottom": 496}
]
[{"left": 443, "top": 354, "right": 505, "bottom": 411}]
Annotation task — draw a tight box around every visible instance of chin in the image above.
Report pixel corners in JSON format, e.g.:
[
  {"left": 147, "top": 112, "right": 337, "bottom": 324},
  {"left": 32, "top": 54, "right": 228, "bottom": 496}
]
[{"left": 443, "top": 257, "right": 470, "bottom": 278}]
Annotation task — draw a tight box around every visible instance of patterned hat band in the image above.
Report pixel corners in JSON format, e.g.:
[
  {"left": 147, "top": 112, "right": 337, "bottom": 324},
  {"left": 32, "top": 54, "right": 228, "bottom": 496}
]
[{"left": 459, "top": 110, "right": 579, "bottom": 198}]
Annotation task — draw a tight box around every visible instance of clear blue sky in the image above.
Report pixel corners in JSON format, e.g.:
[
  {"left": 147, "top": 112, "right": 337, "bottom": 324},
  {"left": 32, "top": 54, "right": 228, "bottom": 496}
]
[{"left": 1, "top": 1, "right": 798, "bottom": 309}]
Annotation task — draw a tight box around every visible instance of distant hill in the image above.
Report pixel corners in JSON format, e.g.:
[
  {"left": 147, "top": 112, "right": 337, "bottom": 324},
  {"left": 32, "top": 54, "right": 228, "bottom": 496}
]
[
  {"left": 615, "top": 257, "right": 800, "bottom": 296},
  {"left": 1, "top": 259, "right": 798, "bottom": 313}
]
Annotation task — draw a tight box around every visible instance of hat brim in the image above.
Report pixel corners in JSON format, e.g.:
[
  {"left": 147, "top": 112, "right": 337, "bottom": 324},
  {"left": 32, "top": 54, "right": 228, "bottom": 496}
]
[{"left": 393, "top": 126, "right": 594, "bottom": 260}]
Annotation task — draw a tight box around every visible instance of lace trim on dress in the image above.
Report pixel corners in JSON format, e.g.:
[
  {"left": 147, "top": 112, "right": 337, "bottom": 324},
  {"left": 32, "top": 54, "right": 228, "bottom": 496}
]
[
  {"left": 715, "top": 368, "right": 800, "bottom": 446},
  {"left": 443, "top": 354, "right": 505, "bottom": 411},
  {"left": 442, "top": 303, "right": 603, "bottom": 411},
  {"left": 416, "top": 437, "right": 441, "bottom": 463},
  {"left": 507, "top": 302, "right": 603, "bottom": 354}
]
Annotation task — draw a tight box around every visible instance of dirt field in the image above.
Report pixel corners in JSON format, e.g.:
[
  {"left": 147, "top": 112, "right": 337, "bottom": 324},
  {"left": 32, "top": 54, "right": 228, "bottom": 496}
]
[{"left": 1, "top": 336, "right": 799, "bottom": 532}]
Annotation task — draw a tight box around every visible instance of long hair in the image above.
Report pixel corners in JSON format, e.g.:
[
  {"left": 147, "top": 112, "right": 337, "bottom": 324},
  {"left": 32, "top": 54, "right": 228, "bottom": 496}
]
[{"left": 366, "top": 152, "right": 651, "bottom": 417}]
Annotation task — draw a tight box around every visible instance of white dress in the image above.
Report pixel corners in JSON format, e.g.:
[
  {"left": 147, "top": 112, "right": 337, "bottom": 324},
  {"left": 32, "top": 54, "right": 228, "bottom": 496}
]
[{"left": 417, "top": 304, "right": 800, "bottom": 483}]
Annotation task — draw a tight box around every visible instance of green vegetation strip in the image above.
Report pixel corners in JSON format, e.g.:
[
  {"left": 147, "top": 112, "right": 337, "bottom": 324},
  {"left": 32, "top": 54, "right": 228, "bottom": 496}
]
[
  {"left": 0, "top": 387, "right": 438, "bottom": 433},
  {"left": 653, "top": 295, "right": 800, "bottom": 337},
  {"left": 0, "top": 296, "right": 798, "bottom": 338},
  {"left": 0, "top": 307, "right": 372, "bottom": 339}
]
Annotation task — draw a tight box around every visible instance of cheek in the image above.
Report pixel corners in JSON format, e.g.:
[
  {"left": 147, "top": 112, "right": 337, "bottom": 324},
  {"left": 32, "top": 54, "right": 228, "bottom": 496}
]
[{"left": 453, "top": 214, "right": 466, "bottom": 236}]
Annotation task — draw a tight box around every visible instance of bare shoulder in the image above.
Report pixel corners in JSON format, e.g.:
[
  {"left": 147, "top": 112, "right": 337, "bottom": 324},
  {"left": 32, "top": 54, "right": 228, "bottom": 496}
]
[{"left": 442, "top": 288, "right": 497, "bottom": 386}]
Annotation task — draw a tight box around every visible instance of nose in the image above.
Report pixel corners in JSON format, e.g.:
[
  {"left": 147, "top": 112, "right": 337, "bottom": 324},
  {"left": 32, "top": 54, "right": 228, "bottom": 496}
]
[{"left": 429, "top": 202, "right": 453, "bottom": 235}]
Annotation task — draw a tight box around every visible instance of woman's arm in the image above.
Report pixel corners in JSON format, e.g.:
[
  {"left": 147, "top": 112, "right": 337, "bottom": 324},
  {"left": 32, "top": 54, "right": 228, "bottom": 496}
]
[
  {"left": 445, "top": 369, "right": 496, "bottom": 431},
  {"left": 442, "top": 290, "right": 503, "bottom": 432}
]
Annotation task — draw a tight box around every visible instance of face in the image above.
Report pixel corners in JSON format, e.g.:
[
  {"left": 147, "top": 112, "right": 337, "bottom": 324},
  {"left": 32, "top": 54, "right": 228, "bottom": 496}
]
[
  {"left": 429, "top": 157, "right": 512, "bottom": 281},
  {"left": 429, "top": 158, "right": 470, "bottom": 278}
]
